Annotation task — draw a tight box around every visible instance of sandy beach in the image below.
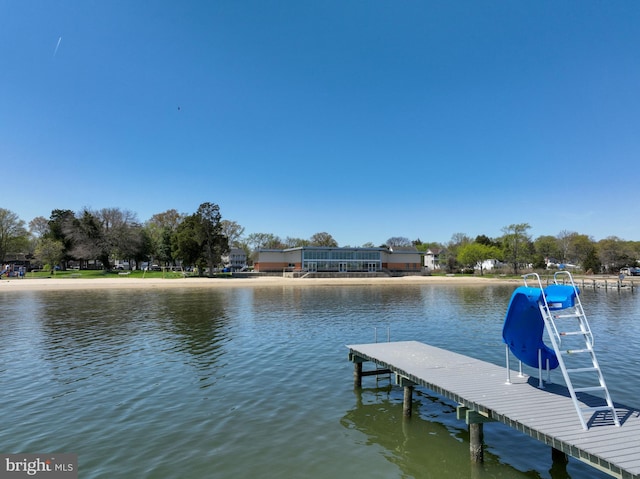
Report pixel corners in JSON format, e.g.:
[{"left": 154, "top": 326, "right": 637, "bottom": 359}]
[{"left": 0, "top": 274, "right": 515, "bottom": 292}]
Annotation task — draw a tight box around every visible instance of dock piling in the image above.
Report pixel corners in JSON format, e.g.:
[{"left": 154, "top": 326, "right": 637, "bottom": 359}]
[
  {"left": 353, "top": 361, "right": 362, "bottom": 388},
  {"left": 396, "top": 376, "right": 416, "bottom": 417},
  {"left": 457, "top": 406, "right": 491, "bottom": 463},
  {"left": 403, "top": 385, "right": 413, "bottom": 417},
  {"left": 469, "top": 423, "right": 484, "bottom": 463}
]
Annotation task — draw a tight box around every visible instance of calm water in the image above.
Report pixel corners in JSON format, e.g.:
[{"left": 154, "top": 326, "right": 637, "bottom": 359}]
[{"left": 1, "top": 283, "right": 638, "bottom": 478}]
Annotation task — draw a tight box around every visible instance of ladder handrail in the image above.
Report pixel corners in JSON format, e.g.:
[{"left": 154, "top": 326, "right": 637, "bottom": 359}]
[
  {"left": 522, "top": 273, "right": 563, "bottom": 344},
  {"left": 552, "top": 271, "right": 594, "bottom": 347}
]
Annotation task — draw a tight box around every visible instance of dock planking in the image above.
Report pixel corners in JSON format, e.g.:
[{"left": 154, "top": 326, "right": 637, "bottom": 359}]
[{"left": 347, "top": 340, "right": 640, "bottom": 479}]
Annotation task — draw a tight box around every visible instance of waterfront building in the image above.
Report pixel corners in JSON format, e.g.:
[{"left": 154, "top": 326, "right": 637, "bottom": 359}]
[{"left": 254, "top": 246, "right": 422, "bottom": 274}]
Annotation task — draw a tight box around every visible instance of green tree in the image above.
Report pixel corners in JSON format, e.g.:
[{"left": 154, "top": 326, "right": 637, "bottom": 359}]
[
  {"left": 628, "top": 241, "right": 640, "bottom": 266},
  {"left": 567, "top": 234, "right": 596, "bottom": 268},
  {"left": 0, "top": 208, "right": 29, "bottom": 262},
  {"left": 48, "top": 209, "right": 76, "bottom": 266},
  {"left": 197, "top": 202, "right": 229, "bottom": 274},
  {"left": 582, "top": 247, "right": 601, "bottom": 274},
  {"left": 534, "top": 235, "right": 561, "bottom": 264},
  {"left": 34, "top": 238, "right": 65, "bottom": 273},
  {"left": 145, "top": 209, "right": 184, "bottom": 267},
  {"left": 444, "top": 233, "right": 472, "bottom": 273},
  {"left": 173, "top": 203, "right": 229, "bottom": 275},
  {"left": 501, "top": 223, "right": 532, "bottom": 275},
  {"left": 173, "top": 215, "right": 204, "bottom": 270},
  {"left": 475, "top": 234, "right": 498, "bottom": 247},
  {"left": 457, "top": 243, "right": 501, "bottom": 276},
  {"left": 598, "top": 236, "right": 633, "bottom": 273}
]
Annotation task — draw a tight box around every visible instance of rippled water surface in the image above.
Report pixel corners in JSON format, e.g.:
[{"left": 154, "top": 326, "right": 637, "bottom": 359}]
[{"left": 1, "top": 283, "right": 638, "bottom": 478}]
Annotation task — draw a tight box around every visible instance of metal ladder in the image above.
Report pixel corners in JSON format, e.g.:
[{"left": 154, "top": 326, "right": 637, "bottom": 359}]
[{"left": 523, "top": 271, "right": 620, "bottom": 430}]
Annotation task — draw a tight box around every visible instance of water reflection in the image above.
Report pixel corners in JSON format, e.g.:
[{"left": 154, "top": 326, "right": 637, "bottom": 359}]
[{"left": 342, "top": 386, "right": 542, "bottom": 479}]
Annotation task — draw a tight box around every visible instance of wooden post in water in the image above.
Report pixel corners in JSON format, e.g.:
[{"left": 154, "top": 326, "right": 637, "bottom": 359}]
[
  {"left": 457, "top": 406, "right": 489, "bottom": 463},
  {"left": 403, "top": 385, "right": 413, "bottom": 417},
  {"left": 353, "top": 361, "right": 362, "bottom": 388},
  {"left": 469, "top": 423, "right": 484, "bottom": 463},
  {"left": 396, "top": 376, "right": 416, "bottom": 417},
  {"left": 349, "top": 352, "right": 365, "bottom": 388}
]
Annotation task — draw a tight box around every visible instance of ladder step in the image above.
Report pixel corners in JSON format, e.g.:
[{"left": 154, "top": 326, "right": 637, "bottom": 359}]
[
  {"left": 561, "top": 349, "right": 591, "bottom": 355},
  {"left": 566, "top": 367, "right": 598, "bottom": 373},
  {"left": 573, "top": 386, "right": 605, "bottom": 393},
  {"left": 559, "top": 331, "right": 587, "bottom": 336},
  {"left": 553, "top": 313, "right": 582, "bottom": 319}
]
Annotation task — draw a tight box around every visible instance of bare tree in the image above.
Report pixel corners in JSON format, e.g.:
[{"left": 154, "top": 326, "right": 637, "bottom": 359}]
[
  {"left": 29, "top": 216, "right": 50, "bottom": 238},
  {"left": 557, "top": 230, "right": 575, "bottom": 263},
  {"left": 283, "top": 237, "right": 309, "bottom": 248},
  {"left": 246, "top": 233, "right": 284, "bottom": 251},
  {"left": 220, "top": 220, "right": 245, "bottom": 248},
  {"left": 309, "top": 232, "right": 337, "bottom": 247},
  {"left": 385, "top": 237, "right": 412, "bottom": 248}
]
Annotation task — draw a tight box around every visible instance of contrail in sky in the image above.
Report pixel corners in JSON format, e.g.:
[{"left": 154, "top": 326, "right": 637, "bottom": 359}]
[{"left": 53, "top": 36, "right": 62, "bottom": 57}]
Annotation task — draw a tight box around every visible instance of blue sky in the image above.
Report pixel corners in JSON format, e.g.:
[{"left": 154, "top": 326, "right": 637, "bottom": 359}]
[{"left": 2, "top": 1, "right": 639, "bottom": 246}]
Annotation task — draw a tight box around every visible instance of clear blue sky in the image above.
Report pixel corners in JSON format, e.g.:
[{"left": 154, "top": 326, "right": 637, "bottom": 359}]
[{"left": 2, "top": 1, "right": 639, "bottom": 246}]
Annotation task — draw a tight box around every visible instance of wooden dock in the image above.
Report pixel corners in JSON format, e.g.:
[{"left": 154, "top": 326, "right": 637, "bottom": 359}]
[{"left": 348, "top": 341, "right": 640, "bottom": 479}]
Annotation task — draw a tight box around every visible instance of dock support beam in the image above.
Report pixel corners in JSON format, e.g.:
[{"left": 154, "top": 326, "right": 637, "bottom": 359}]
[{"left": 457, "top": 406, "right": 494, "bottom": 463}]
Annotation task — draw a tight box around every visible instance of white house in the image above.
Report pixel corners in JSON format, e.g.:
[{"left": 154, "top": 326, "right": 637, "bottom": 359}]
[
  {"left": 222, "top": 248, "right": 247, "bottom": 271},
  {"left": 423, "top": 249, "right": 443, "bottom": 270},
  {"left": 477, "top": 258, "right": 504, "bottom": 271}
]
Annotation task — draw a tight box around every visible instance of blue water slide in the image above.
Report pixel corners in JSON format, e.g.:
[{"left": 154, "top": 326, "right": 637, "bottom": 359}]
[{"left": 502, "top": 286, "right": 559, "bottom": 370}]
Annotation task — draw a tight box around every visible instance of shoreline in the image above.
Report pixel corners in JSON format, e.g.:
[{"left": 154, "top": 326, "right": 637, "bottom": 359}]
[{"left": 0, "top": 275, "right": 518, "bottom": 292}]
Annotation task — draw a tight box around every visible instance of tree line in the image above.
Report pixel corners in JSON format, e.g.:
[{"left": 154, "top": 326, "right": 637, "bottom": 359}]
[
  {"left": 1, "top": 206, "right": 639, "bottom": 275},
  {"left": 412, "top": 223, "right": 640, "bottom": 275}
]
